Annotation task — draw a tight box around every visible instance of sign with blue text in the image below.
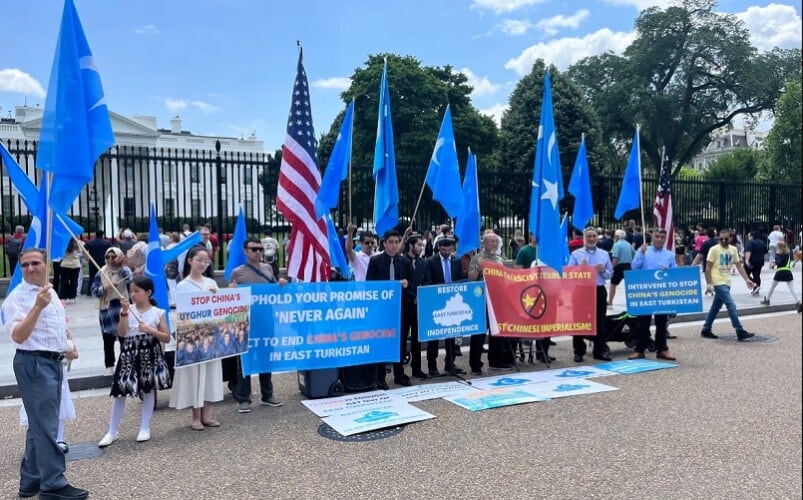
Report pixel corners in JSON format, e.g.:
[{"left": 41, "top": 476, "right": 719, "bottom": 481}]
[
  {"left": 624, "top": 267, "right": 703, "bottom": 315},
  {"left": 240, "top": 281, "right": 401, "bottom": 375},
  {"left": 417, "top": 282, "right": 487, "bottom": 341}
]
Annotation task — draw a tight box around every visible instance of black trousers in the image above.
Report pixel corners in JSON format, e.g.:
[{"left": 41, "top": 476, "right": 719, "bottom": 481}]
[
  {"left": 574, "top": 285, "right": 609, "bottom": 357},
  {"left": 746, "top": 262, "right": 763, "bottom": 288},
  {"left": 635, "top": 314, "right": 669, "bottom": 354},
  {"left": 402, "top": 301, "right": 423, "bottom": 374},
  {"left": 102, "top": 335, "right": 123, "bottom": 368},
  {"left": 468, "top": 333, "right": 485, "bottom": 372}
]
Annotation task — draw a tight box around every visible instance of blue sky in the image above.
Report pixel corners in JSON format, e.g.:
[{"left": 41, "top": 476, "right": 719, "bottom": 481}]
[{"left": 1, "top": 0, "right": 800, "bottom": 153}]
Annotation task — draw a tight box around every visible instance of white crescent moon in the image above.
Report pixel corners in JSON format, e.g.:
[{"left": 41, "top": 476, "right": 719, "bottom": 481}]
[{"left": 654, "top": 270, "right": 667, "bottom": 280}]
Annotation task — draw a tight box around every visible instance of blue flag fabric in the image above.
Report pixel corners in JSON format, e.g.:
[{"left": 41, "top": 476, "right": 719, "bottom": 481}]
[
  {"left": 224, "top": 207, "right": 248, "bottom": 281},
  {"left": 455, "top": 150, "right": 481, "bottom": 256},
  {"left": 372, "top": 61, "right": 399, "bottom": 237},
  {"left": 7, "top": 175, "right": 50, "bottom": 293},
  {"left": 37, "top": 0, "right": 114, "bottom": 213},
  {"left": 568, "top": 135, "right": 594, "bottom": 231},
  {"left": 528, "top": 73, "right": 565, "bottom": 275},
  {"left": 614, "top": 128, "right": 642, "bottom": 220},
  {"left": 559, "top": 213, "right": 570, "bottom": 265},
  {"left": 425, "top": 105, "right": 463, "bottom": 219},
  {"left": 145, "top": 202, "right": 172, "bottom": 330},
  {"left": 325, "top": 214, "right": 351, "bottom": 280},
  {"left": 315, "top": 100, "right": 354, "bottom": 219},
  {"left": 2, "top": 143, "right": 83, "bottom": 262},
  {"left": 161, "top": 231, "right": 202, "bottom": 264}
]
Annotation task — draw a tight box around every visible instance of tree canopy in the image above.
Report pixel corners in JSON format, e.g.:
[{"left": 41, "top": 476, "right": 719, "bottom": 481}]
[{"left": 760, "top": 79, "right": 802, "bottom": 184}]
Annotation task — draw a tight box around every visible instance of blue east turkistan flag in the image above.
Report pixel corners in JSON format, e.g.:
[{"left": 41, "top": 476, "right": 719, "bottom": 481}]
[
  {"left": 145, "top": 202, "right": 172, "bottom": 330},
  {"left": 528, "top": 72, "right": 565, "bottom": 274},
  {"left": 7, "top": 175, "right": 50, "bottom": 293},
  {"left": 315, "top": 100, "right": 354, "bottom": 219},
  {"left": 614, "top": 127, "right": 641, "bottom": 220},
  {"left": 37, "top": 0, "right": 114, "bottom": 214},
  {"left": 425, "top": 105, "right": 463, "bottom": 219},
  {"left": 372, "top": 60, "right": 399, "bottom": 237},
  {"left": 559, "top": 213, "right": 570, "bottom": 265},
  {"left": 568, "top": 135, "right": 594, "bottom": 231},
  {"left": 324, "top": 214, "right": 351, "bottom": 279},
  {"left": 455, "top": 149, "right": 481, "bottom": 255},
  {"left": 224, "top": 207, "right": 248, "bottom": 281}
]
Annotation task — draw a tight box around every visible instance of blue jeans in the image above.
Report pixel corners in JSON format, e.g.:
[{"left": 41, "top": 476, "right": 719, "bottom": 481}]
[{"left": 703, "top": 285, "right": 744, "bottom": 331}]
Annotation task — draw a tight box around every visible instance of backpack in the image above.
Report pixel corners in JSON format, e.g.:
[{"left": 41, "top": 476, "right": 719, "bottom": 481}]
[{"left": 5, "top": 235, "right": 24, "bottom": 258}]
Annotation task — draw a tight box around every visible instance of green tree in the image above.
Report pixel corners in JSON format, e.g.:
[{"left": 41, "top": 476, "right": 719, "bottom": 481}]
[
  {"left": 496, "top": 60, "right": 605, "bottom": 224},
  {"left": 568, "top": 0, "right": 801, "bottom": 177},
  {"left": 760, "top": 79, "right": 802, "bottom": 184},
  {"left": 702, "top": 149, "right": 762, "bottom": 226}
]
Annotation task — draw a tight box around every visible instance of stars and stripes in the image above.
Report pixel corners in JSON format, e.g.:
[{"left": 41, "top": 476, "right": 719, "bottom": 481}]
[
  {"left": 276, "top": 49, "right": 331, "bottom": 282},
  {"left": 653, "top": 154, "right": 674, "bottom": 251}
]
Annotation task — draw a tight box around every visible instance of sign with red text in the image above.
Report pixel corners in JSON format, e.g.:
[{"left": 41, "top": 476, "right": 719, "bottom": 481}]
[{"left": 482, "top": 262, "right": 596, "bottom": 338}]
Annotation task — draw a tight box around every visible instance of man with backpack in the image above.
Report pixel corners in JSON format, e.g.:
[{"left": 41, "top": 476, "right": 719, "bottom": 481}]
[{"left": 5, "top": 225, "right": 25, "bottom": 274}]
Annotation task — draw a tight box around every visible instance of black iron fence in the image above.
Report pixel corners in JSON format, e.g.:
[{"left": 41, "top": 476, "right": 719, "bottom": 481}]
[{"left": 2, "top": 139, "right": 801, "bottom": 278}]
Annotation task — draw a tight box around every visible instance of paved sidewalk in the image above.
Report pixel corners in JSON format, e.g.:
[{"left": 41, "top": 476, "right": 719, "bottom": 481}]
[{"left": 1, "top": 265, "right": 800, "bottom": 396}]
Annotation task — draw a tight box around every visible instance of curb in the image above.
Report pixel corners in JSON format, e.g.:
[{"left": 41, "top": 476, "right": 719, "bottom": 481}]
[{"left": 1, "top": 303, "right": 798, "bottom": 400}]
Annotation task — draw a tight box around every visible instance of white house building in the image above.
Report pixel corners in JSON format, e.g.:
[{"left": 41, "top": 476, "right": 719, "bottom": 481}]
[{"left": 690, "top": 128, "right": 767, "bottom": 171}]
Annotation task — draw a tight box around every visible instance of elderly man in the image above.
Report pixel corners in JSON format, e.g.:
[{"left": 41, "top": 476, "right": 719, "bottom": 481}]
[
  {"left": 568, "top": 227, "right": 613, "bottom": 362},
  {"left": 608, "top": 229, "right": 635, "bottom": 306},
  {"left": 3, "top": 249, "right": 87, "bottom": 500},
  {"left": 629, "top": 229, "right": 677, "bottom": 360}
]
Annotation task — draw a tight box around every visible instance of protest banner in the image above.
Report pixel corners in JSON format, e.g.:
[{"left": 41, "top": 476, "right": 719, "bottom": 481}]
[
  {"left": 174, "top": 288, "right": 251, "bottom": 368},
  {"left": 417, "top": 282, "right": 487, "bottom": 341},
  {"left": 301, "top": 390, "right": 403, "bottom": 418},
  {"left": 241, "top": 281, "right": 401, "bottom": 375},
  {"left": 482, "top": 262, "right": 597, "bottom": 338},
  {"left": 322, "top": 401, "right": 435, "bottom": 437},
  {"left": 624, "top": 267, "right": 703, "bottom": 315},
  {"left": 444, "top": 387, "right": 549, "bottom": 412}
]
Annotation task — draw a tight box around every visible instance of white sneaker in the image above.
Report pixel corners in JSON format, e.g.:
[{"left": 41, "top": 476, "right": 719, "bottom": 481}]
[
  {"left": 136, "top": 429, "right": 151, "bottom": 442},
  {"left": 104, "top": 367, "right": 114, "bottom": 376},
  {"left": 98, "top": 432, "right": 118, "bottom": 448}
]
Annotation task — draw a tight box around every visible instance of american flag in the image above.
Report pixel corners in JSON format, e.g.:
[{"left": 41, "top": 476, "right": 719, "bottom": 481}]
[
  {"left": 276, "top": 48, "right": 331, "bottom": 281},
  {"left": 653, "top": 154, "right": 674, "bottom": 251}
]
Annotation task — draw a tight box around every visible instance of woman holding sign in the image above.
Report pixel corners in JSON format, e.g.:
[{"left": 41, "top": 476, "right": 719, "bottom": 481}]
[{"left": 169, "top": 247, "right": 224, "bottom": 430}]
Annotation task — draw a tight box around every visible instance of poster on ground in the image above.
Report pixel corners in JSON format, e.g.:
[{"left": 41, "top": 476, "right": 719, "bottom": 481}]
[
  {"left": 321, "top": 401, "right": 436, "bottom": 436},
  {"left": 444, "top": 387, "right": 549, "bottom": 411},
  {"left": 526, "top": 378, "right": 618, "bottom": 399}
]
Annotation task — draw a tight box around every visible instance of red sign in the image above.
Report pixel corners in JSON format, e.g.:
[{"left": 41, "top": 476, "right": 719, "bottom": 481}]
[{"left": 483, "top": 262, "right": 597, "bottom": 338}]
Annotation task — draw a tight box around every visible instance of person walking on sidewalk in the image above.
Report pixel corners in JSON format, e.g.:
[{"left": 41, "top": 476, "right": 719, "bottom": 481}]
[
  {"left": 760, "top": 241, "right": 801, "bottom": 313},
  {"left": 227, "top": 237, "right": 287, "bottom": 413},
  {"left": 2, "top": 248, "right": 88, "bottom": 500},
  {"left": 628, "top": 229, "right": 676, "bottom": 361},
  {"left": 743, "top": 231, "right": 767, "bottom": 296},
  {"left": 700, "top": 229, "right": 756, "bottom": 341}
]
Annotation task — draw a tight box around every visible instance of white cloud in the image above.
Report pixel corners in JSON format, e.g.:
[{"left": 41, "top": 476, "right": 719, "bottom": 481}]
[
  {"left": 505, "top": 28, "right": 636, "bottom": 74},
  {"left": 478, "top": 103, "right": 509, "bottom": 127},
  {"left": 459, "top": 68, "right": 501, "bottom": 97},
  {"left": 535, "top": 9, "right": 590, "bottom": 36},
  {"left": 471, "top": 0, "right": 546, "bottom": 15},
  {"left": 497, "top": 18, "right": 533, "bottom": 36},
  {"left": 311, "top": 77, "right": 351, "bottom": 90},
  {"left": 736, "top": 4, "right": 802, "bottom": 51},
  {"left": 601, "top": 0, "right": 671, "bottom": 10},
  {"left": 135, "top": 24, "right": 160, "bottom": 36},
  {"left": 0, "top": 68, "right": 46, "bottom": 98},
  {"left": 165, "top": 98, "right": 220, "bottom": 114}
]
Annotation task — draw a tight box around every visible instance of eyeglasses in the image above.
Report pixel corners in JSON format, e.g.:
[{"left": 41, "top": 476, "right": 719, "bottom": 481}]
[
  {"left": 247, "top": 247, "right": 264, "bottom": 252},
  {"left": 363, "top": 242, "right": 376, "bottom": 246},
  {"left": 21, "top": 261, "right": 43, "bottom": 268},
  {"left": 720, "top": 237, "right": 730, "bottom": 241}
]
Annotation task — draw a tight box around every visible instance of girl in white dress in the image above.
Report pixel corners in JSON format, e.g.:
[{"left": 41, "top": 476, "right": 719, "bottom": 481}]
[
  {"left": 98, "top": 277, "right": 171, "bottom": 447},
  {"left": 170, "top": 247, "right": 224, "bottom": 430}
]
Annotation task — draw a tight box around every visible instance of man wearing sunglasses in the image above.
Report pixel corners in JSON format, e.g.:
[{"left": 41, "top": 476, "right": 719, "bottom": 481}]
[
  {"left": 700, "top": 229, "right": 756, "bottom": 341},
  {"left": 3, "top": 249, "right": 88, "bottom": 499},
  {"left": 227, "top": 238, "right": 288, "bottom": 413},
  {"left": 345, "top": 223, "right": 377, "bottom": 282}
]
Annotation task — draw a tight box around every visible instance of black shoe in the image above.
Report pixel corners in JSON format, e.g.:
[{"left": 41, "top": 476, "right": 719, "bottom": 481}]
[
  {"left": 536, "top": 354, "right": 555, "bottom": 363},
  {"left": 376, "top": 380, "right": 389, "bottom": 390},
  {"left": 394, "top": 376, "right": 412, "bottom": 387},
  {"left": 666, "top": 334, "right": 677, "bottom": 340},
  {"left": 574, "top": 354, "right": 584, "bottom": 363},
  {"left": 18, "top": 485, "right": 39, "bottom": 498},
  {"left": 700, "top": 329, "right": 719, "bottom": 339},
  {"left": 489, "top": 364, "right": 513, "bottom": 371},
  {"left": 427, "top": 368, "right": 441, "bottom": 377},
  {"left": 470, "top": 368, "right": 483, "bottom": 375},
  {"left": 593, "top": 353, "right": 613, "bottom": 362},
  {"left": 446, "top": 366, "right": 466, "bottom": 375},
  {"left": 38, "top": 484, "right": 89, "bottom": 500},
  {"left": 411, "top": 370, "right": 429, "bottom": 380},
  {"left": 736, "top": 330, "right": 755, "bottom": 341}
]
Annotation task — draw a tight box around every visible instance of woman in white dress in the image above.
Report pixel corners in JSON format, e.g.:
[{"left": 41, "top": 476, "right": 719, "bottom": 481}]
[{"left": 170, "top": 246, "right": 224, "bottom": 430}]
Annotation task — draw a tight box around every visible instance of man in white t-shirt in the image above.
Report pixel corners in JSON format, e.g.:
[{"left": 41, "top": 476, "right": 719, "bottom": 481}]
[
  {"left": 768, "top": 225, "right": 785, "bottom": 269},
  {"left": 346, "top": 224, "right": 376, "bottom": 281}
]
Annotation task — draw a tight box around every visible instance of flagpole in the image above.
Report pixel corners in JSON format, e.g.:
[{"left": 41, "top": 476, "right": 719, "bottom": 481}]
[
  {"left": 348, "top": 97, "right": 354, "bottom": 223},
  {"left": 636, "top": 124, "right": 646, "bottom": 233},
  {"left": 44, "top": 173, "right": 54, "bottom": 287},
  {"left": 408, "top": 179, "right": 428, "bottom": 231}
]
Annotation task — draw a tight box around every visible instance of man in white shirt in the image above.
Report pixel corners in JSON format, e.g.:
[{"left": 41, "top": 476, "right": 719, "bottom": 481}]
[
  {"left": 768, "top": 225, "right": 785, "bottom": 269},
  {"left": 346, "top": 224, "right": 376, "bottom": 282}
]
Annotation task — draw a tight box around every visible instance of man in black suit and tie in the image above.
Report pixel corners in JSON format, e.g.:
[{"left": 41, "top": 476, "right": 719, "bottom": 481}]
[
  {"left": 399, "top": 234, "right": 428, "bottom": 380},
  {"left": 365, "top": 229, "right": 409, "bottom": 389},
  {"left": 423, "top": 236, "right": 467, "bottom": 376}
]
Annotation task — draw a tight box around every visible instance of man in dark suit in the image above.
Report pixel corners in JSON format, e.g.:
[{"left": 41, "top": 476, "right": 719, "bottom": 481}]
[
  {"left": 399, "top": 234, "right": 428, "bottom": 380},
  {"left": 423, "top": 236, "right": 467, "bottom": 376},
  {"left": 365, "top": 229, "right": 408, "bottom": 389},
  {"left": 84, "top": 230, "right": 112, "bottom": 295}
]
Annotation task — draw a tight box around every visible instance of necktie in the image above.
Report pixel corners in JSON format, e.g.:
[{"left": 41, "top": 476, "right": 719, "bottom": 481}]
[
  {"left": 389, "top": 257, "right": 395, "bottom": 280},
  {"left": 443, "top": 257, "right": 451, "bottom": 284}
]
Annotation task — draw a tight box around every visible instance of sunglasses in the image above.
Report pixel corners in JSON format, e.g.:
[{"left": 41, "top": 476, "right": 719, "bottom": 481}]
[
  {"left": 362, "top": 242, "right": 376, "bottom": 246},
  {"left": 247, "top": 247, "right": 264, "bottom": 252},
  {"left": 720, "top": 237, "right": 730, "bottom": 241},
  {"left": 21, "top": 261, "right": 43, "bottom": 268}
]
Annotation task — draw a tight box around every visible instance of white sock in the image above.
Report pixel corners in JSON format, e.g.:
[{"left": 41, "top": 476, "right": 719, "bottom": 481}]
[
  {"left": 140, "top": 392, "right": 155, "bottom": 432},
  {"left": 109, "top": 397, "right": 126, "bottom": 435}
]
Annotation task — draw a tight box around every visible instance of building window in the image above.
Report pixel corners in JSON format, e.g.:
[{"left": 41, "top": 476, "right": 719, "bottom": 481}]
[
  {"left": 124, "top": 164, "right": 136, "bottom": 183},
  {"left": 123, "top": 197, "right": 135, "bottom": 217},
  {"left": 190, "top": 164, "right": 200, "bottom": 183},
  {"left": 191, "top": 198, "right": 201, "bottom": 219},
  {"left": 164, "top": 198, "right": 175, "bottom": 218},
  {"left": 244, "top": 200, "right": 254, "bottom": 219},
  {"left": 244, "top": 168, "right": 252, "bottom": 186}
]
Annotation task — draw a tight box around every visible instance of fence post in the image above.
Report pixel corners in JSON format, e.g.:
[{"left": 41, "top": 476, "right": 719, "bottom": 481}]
[{"left": 215, "top": 140, "right": 225, "bottom": 270}]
